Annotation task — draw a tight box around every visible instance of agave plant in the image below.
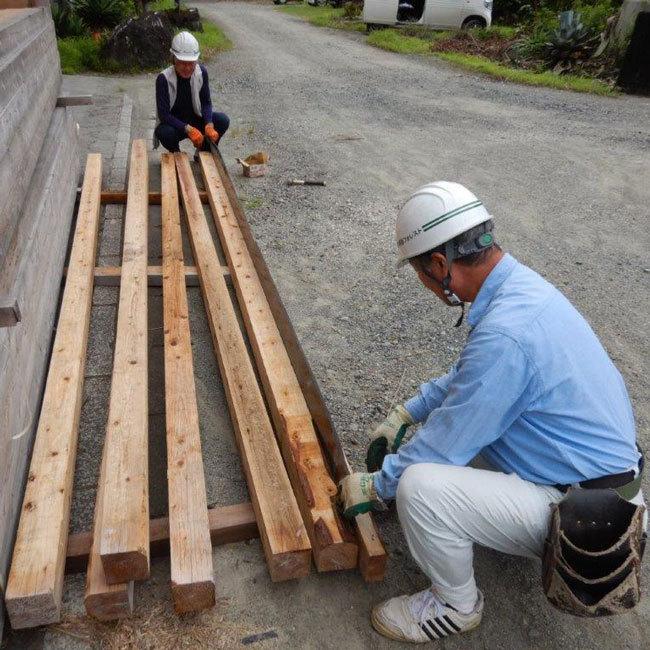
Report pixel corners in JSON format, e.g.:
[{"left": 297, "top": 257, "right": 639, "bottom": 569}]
[
  {"left": 72, "top": 0, "right": 126, "bottom": 32},
  {"left": 545, "top": 11, "right": 599, "bottom": 67},
  {"left": 51, "top": 1, "right": 88, "bottom": 38}
]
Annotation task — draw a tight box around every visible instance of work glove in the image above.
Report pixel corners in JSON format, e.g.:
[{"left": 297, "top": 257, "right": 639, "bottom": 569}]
[
  {"left": 186, "top": 125, "right": 204, "bottom": 148},
  {"left": 205, "top": 123, "right": 220, "bottom": 144},
  {"left": 338, "top": 472, "right": 386, "bottom": 519},
  {"left": 365, "top": 405, "right": 414, "bottom": 472}
]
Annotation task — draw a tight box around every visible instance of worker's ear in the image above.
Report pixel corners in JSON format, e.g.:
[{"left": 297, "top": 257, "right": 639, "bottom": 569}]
[{"left": 425, "top": 252, "right": 448, "bottom": 281}]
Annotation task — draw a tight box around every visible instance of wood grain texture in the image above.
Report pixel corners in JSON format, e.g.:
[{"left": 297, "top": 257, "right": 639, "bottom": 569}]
[
  {"left": 97, "top": 190, "right": 208, "bottom": 205},
  {"left": 5, "top": 154, "right": 102, "bottom": 629},
  {"left": 199, "top": 153, "right": 357, "bottom": 573},
  {"left": 67, "top": 503, "right": 258, "bottom": 574},
  {"left": 207, "top": 150, "right": 387, "bottom": 581},
  {"left": 175, "top": 153, "right": 311, "bottom": 582},
  {"left": 91, "top": 265, "right": 226, "bottom": 287},
  {"left": 84, "top": 424, "right": 134, "bottom": 621},
  {"left": 161, "top": 153, "right": 215, "bottom": 613},
  {"left": 97, "top": 140, "right": 150, "bottom": 584}
]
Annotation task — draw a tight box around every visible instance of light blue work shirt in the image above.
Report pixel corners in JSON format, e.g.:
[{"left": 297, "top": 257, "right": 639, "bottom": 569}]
[{"left": 375, "top": 254, "right": 640, "bottom": 500}]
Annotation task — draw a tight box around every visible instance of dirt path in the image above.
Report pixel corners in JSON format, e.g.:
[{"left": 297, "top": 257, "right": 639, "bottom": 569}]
[{"left": 6, "top": 3, "right": 648, "bottom": 648}]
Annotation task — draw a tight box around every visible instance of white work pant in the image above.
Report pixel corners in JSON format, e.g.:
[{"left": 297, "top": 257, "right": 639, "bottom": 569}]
[{"left": 395, "top": 463, "right": 561, "bottom": 611}]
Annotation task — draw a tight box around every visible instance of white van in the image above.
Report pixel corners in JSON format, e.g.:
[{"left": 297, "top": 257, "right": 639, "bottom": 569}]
[{"left": 362, "top": 0, "right": 492, "bottom": 31}]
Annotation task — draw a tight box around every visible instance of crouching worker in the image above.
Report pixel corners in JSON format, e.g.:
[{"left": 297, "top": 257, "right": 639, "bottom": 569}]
[
  {"left": 339, "top": 181, "right": 646, "bottom": 643},
  {"left": 154, "top": 31, "right": 229, "bottom": 157}
]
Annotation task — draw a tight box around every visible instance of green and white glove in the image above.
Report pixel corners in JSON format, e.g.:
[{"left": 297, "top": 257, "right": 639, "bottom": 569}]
[
  {"left": 338, "top": 472, "right": 386, "bottom": 519},
  {"left": 365, "top": 405, "right": 414, "bottom": 472}
]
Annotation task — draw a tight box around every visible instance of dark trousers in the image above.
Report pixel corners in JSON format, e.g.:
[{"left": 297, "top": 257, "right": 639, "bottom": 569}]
[{"left": 155, "top": 111, "right": 230, "bottom": 153}]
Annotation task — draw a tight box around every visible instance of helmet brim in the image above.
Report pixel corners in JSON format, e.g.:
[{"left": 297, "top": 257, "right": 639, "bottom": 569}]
[{"left": 171, "top": 51, "right": 199, "bottom": 62}]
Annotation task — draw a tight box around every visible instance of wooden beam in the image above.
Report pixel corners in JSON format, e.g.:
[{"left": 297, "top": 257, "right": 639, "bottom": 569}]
[
  {"left": 199, "top": 153, "right": 357, "bottom": 573},
  {"left": 5, "top": 154, "right": 102, "bottom": 629},
  {"left": 0, "top": 298, "right": 20, "bottom": 327},
  {"left": 91, "top": 190, "right": 209, "bottom": 205},
  {"left": 67, "top": 503, "right": 258, "bottom": 574},
  {"left": 161, "top": 153, "right": 215, "bottom": 613},
  {"left": 208, "top": 150, "right": 387, "bottom": 581},
  {"left": 97, "top": 139, "right": 150, "bottom": 584},
  {"left": 84, "top": 422, "right": 134, "bottom": 621},
  {"left": 91, "top": 264, "right": 228, "bottom": 287},
  {"left": 56, "top": 95, "right": 93, "bottom": 107},
  {"left": 175, "top": 153, "right": 311, "bottom": 582}
]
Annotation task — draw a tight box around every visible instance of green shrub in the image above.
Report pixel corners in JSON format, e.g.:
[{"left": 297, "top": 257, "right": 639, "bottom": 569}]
[
  {"left": 51, "top": 3, "right": 88, "bottom": 37},
  {"left": 342, "top": 1, "right": 361, "bottom": 19},
  {"left": 58, "top": 35, "right": 101, "bottom": 72},
  {"left": 72, "top": 0, "right": 128, "bottom": 31}
]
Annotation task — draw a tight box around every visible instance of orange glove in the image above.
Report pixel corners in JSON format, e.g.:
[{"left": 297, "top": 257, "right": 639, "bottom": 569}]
[
  {"left": 186, "top": 125, "right": 204, "bottom": 148},
  {"left": 205, "top": 123, "right": 220, "bottom": 144}
]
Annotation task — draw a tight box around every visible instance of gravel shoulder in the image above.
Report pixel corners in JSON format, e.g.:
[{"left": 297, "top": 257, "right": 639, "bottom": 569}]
[{"left": 5, "top": 2, "right": 649, "bottom": 648}]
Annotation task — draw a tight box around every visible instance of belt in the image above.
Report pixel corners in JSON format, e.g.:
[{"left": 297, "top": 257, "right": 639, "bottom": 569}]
[{"left": 555, "top": 453, "right": 644, "bottom": 501}]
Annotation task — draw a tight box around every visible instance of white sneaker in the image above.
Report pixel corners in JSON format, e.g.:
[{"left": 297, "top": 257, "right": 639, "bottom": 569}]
[{"left": 371, "top": 588, "right": 484, "bottom": 643}]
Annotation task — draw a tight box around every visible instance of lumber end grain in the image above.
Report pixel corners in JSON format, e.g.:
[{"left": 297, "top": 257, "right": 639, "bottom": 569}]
[
  {"left": 171, "top": 580, "right": 216, "bottom": 614},
  {"left": 314, "top": 540, "right": 359, "bottom": 573},
  {"left": 267, "top": 548, "right": 312, "bottom": 583},
  {"left": 100, "top": 550, "right": 149, "bottom": 584},
  {"left": 84, "top": 583, "right": 134, "bottom": 621},
  {"left": 356, "top": 513, "right": 387, "bottom": 582},
  {"left": 5, "top": 590, "right": 60, "bottom": 629}
]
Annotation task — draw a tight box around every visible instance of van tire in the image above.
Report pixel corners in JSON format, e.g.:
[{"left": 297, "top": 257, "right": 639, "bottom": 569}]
[{"left": 462, "top": 16, "right": 487, "bottom": 29}]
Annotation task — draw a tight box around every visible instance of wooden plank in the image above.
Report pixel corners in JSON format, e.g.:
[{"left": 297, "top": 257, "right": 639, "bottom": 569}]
[
  {"left": 4, "top": 154, "right": 102, "bottom": 629},
  {"left": 84, "top": 425, "right": 134, "bottom": 621},
  {"left": 0, "top": 299, "right": 20, "bottom": 326},
  {"left": 67, "top": 503, "right": 258, "bottom": 574},
  {"left": 208, "top": 150, "right": 387, "bottom": 581},
  {"left": 90, "top": 265, "right": 227, "bottom": 287},
  {"left": 56, "top": 95, "right": 92, "bottom": 106},
  {"left": 199, "top": 153, "right": 357, "bottom": 573},
  {"left": 175, "top": 153, "right": 311, "bottom": 581},
  {"left": 91, "top": 190, "right": 209, "bottom": 205},
  {"left": 161, "top": 153, "right": 215, "bottom": 613},
  {"left": 97, "top": 139, "right": 150, "bottom": 584}
]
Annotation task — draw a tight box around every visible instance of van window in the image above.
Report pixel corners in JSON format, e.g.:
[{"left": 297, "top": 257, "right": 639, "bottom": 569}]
[{"left": 397, "top": 0, "right": 425, "bottom": 23}]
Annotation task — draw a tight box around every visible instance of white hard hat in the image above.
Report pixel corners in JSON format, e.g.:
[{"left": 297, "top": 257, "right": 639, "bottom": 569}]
[
  {"left": 395, "top": 181, "right": 492, "bottom": 267},
  {"left": 170, "top": 31, "right": 200, "bottom": 62}
]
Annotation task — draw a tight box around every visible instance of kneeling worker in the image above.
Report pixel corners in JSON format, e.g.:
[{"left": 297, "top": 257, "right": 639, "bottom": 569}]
[
  {"left": 155, "top": 31, "right": 229, "bottom": 156},
  {"left": 339, "top": 181, "right": 645, "bottom": 643}
]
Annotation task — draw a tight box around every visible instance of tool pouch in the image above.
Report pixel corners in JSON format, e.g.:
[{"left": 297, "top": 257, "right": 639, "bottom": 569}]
[{"left": 542, "top": 488, "right": 646, "bottom": 617}]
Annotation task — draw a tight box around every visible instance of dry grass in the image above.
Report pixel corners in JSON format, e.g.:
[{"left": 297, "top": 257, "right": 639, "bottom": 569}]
[{"left": 50, "top": 599, "right": 247, "bottom": 649}]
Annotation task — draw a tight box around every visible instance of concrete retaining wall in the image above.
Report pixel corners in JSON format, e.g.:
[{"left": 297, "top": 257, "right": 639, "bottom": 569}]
[{"left": 0, "top": 7, "right": 79, "bottom": 641}]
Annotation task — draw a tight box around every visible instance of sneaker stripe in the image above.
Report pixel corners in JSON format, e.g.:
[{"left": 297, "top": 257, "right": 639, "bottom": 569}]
[
  {"left": 435, "top": 617, "right": 454, "bottom": 636},
  {"left": 443, "top": 615, "right": 461, "bottom": 632},
  {"left": 427, "top": 619, "right": 446, "bottom": 638},
  {"left": 421, "top": 622, "right": 436, "bottom": 641}
]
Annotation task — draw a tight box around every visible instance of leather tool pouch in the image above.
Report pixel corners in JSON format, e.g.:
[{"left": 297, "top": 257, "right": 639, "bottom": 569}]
[{"left": 542, "top": 488, "right": 646, "bottom": 616}]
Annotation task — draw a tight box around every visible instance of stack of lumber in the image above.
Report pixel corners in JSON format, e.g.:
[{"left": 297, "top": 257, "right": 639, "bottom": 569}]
[
  {"left": 4, "top": 141, "right": 386, "bottom": 634},
  {"left": 0, "top": 6, "right": 79, "bottom": 640}
]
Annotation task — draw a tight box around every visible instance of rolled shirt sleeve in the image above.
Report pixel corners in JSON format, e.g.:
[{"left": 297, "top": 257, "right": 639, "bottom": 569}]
[
  {"left": 375, "top": 329, "right": 541, "bottom": 500},
  {"left": 404, "top": 367, "right": 457, "bottom": 423}
]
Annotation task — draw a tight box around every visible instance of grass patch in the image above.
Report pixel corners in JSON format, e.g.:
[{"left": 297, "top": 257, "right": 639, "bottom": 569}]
[
  {"left": 197, "top": 20, "right": 232, "bottom": 59},
  {"left": 366, "top": 28, "right": 432, "bottom": 55},
  {"left": 437, "top": 52, "right": 617, "bottom": 96},
  {"left": 276, "top": 3, "right": 617, "bottom": 96},
  {"left": 277, "top": 4, "right": 365, "bottom": 32},
  {"left": 244, "top": 196, "right": 264, "bottom": 210},
  {"left": 58, "top": 7, "right": 231, "bottom": 74}
]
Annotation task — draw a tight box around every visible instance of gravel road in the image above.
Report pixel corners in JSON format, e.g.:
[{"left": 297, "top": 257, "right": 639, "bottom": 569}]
[
  {"left": 198, "top": 3, "right": 650, "bottom": 647},
  {"left": 6, "top": 2, "right": 649, "bottom": 648}
]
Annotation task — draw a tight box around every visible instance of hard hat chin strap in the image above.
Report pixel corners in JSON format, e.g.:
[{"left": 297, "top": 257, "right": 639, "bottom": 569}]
[{"left": 420, "top": 240, "right": 465, "bottom": 328}]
